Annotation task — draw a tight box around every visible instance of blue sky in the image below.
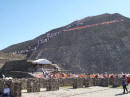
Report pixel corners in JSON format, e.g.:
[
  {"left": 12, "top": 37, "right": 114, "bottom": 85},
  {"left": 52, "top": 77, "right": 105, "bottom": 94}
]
[{"left": 0, "top": 0, "right": 130, "bottom": 50}]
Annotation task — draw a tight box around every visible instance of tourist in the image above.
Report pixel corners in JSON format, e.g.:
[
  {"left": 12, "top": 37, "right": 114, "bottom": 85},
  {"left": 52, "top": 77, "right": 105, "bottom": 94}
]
[
  {"left": 3, "top": 84, "right": 11, "bottom": 97},
  {"left": 127, "top": 75, "right": 130, "bottom": 92},
  {"left": 2, "top": 74, "right": 5, "bottom": 79},
  {"left": 42, "top": 67, "right": 45, "bottom": 75},
  {"left": 122, "top": 75, "right": 128, "bottom": 94}
]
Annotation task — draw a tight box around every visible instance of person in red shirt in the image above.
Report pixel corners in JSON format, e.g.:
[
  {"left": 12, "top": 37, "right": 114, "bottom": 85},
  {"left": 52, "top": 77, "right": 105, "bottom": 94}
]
[{"left": 127, "top": 75, "right": 130, "bottom": 92}]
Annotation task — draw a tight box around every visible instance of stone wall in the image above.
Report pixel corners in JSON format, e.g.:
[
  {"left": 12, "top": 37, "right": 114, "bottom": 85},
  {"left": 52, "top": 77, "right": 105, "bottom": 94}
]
[
  {"left": 0, "top": 77, "right": 123, "bottom": 96},
  {"left": 59, "top": 78, "right": 74, "bottom": 87},
  {"left": 27, "top": 78, "right": 40, "bottom": 92},
  {"left": 73, "top": 78, "right": 84, "bottom": 88},
  {"left": 46, "top": 79, "right": 59, "bottom": 91}
]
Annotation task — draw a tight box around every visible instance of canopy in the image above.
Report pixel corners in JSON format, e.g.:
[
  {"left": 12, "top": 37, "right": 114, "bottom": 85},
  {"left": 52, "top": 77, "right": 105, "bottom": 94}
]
[{"left": 32, "top": 59, "right": 52, "bottom": 64}]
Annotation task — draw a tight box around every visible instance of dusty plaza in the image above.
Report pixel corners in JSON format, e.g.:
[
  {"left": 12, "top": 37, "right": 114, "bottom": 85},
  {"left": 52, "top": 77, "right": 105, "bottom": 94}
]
[{"left": 22, "top": 86, "right": 130, "bottom": 97}]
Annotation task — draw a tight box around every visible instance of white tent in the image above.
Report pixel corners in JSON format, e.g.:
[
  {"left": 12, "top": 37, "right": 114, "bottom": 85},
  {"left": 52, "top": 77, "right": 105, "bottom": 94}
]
[{"left": 32, "top": 59, "right": 52, "bottom": 64}]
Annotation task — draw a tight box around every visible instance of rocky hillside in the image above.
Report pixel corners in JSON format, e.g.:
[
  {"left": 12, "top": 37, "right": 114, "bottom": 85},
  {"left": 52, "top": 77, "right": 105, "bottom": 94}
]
[{"left": 1, "top": 13, "right": 130, "bottom": 73}]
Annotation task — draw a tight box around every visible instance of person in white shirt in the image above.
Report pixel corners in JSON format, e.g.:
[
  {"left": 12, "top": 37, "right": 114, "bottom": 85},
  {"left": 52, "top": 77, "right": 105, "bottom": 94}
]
[{"left": 2, "top": 74, "right": 5, "bottom": 79}]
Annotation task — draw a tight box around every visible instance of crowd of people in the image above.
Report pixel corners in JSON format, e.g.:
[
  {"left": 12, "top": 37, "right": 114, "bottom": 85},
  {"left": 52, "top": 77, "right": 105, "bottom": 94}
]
[
  {"left": 12, "top": 30, "right": 61, "bottom": 55},
  {"left": 11, "top": 19, "right": 124, "bottom": 55},
  {"left": 63, "top": 19, "right": 124, "bottom": 32},
  {"left": 33, "top": 70, "right": 129, "bottom": 78}
]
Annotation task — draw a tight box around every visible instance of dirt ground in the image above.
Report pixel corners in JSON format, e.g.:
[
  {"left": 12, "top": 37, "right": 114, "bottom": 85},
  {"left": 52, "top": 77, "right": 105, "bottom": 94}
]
[{"left": 22, "top": 86, "right": 130, "bottom": 97}]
